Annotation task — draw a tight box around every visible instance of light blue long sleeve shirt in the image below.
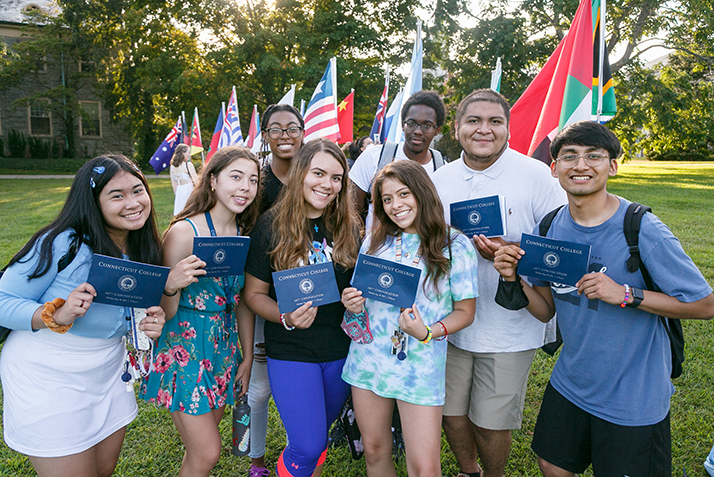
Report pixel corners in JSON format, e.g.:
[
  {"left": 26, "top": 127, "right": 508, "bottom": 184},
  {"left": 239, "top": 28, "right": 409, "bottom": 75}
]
[{"left": 0, "top": 229, "right": 129, "bottom": 339}]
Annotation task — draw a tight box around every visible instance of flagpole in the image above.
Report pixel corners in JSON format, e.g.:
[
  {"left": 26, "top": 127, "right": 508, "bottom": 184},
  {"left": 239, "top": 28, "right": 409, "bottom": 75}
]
[{"left": 597, "top": 0, "right": 606, "bottom": 121}]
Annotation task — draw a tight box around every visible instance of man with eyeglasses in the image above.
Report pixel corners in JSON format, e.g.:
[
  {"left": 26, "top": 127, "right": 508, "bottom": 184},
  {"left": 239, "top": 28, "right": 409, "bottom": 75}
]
[
  {"left": 349, "top": 90, "right": 446, "bottom": 229},
  {"left": 432, "top": 89, "right": 566, "bottom": 477},
  {"left": 493, "top": 120, "right": 714, "bottom": 476}
]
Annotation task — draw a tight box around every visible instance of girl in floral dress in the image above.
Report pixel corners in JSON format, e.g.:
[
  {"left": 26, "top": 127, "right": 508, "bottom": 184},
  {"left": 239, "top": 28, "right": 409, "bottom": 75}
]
[
  {"left": 141, "top": 147, "right": 261, "bottom": 476},
  {"left": 340, "top": 160, "right": 479, "bottom": 477}
]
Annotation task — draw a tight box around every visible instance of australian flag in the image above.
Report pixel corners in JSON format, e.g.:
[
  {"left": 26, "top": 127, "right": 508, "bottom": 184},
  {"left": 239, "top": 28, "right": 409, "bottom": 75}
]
[{"left": 149, "top": 117, "right": 182, "bottom": 174}]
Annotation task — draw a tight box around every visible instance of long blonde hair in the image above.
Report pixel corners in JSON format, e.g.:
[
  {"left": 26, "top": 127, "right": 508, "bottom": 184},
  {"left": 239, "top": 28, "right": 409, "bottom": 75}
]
[
  {"left": 165, "top": 146, "right": 261, "bottom": 236},
  {"left": 269, "top": 139, "right": 360, "bottom": 270}
]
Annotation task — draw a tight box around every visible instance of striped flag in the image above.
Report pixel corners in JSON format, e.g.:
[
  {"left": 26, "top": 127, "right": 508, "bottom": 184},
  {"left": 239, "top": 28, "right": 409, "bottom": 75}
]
[
  {"left": 246, "top": 105, "right": 261, "bottom": 154},
  {"left": 387, "top": 21, "right": 423, "bottom": 143},
  {"left": 369, "top": 68, "right": 389, "bottom": 143},
  {"left": 304, "top": 58, "right": 339, "bottom": 143},
  {"left": 149, "top": 117, "right": 182, "bottom": 174},
  {"left": 221, "top": 86, "right": 244, "bottom": 147},
  {"left": 509, "top": 0, "right": 617, "bottom": 164},
  {"left": 383, "top": 89, "right": 404, "bottom": 144},
  {"left": 206, "top": 103, "right": 224, "bottom": 163}
]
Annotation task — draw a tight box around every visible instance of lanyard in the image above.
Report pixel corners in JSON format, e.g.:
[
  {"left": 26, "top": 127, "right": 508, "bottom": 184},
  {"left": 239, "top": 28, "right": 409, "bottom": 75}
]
[
  {"left": 204, "top": 212, "right": 239, "bottom": 335},
  {"left": 395, "top": 234, "right": 422, "bottom": 267}
]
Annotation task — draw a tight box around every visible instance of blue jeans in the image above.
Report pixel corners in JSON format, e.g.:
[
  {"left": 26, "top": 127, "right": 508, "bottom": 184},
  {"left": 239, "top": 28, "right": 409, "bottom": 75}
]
[{"left": 705, "top": 441, "right": 714, "bottom": 476}]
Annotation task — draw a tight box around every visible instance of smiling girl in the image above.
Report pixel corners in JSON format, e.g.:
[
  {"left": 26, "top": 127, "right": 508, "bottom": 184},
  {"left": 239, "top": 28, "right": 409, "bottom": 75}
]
[
  {"left": 0, "top": 155, "right": 166, "bottom": 477},
  {"left": 140, "top": 147, "right": 261, "bottom": 477},
  {"left": 340, "top": 160, "right": 478, "bottom": 477},
  {"left": 243, "top": 139, "right": 360, "bottom": 477}
]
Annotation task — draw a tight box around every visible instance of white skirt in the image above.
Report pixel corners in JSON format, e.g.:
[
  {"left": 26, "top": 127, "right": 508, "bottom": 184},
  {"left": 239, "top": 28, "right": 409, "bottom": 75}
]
[
  {"left": 0, "top": 330, "right": 138, "bottom": 457},
  {"left": 173, "top": 182, "right": 194, "bottom": 215}
]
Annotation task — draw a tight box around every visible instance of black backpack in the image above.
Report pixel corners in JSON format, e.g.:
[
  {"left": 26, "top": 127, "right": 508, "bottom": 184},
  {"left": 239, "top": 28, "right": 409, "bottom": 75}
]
[{"left": 538, "top": 202, "right": 685, "bottom": 379}]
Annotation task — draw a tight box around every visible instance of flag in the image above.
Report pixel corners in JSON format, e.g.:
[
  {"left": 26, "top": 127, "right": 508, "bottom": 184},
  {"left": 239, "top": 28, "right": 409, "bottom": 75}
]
[
  {"left": 206, "top": 104, "right": 224, "bottom": 163},
  {"left": 384, "top": 88, "right": 404, "bottom": 143},
  {"left": 279, "top": 84, "right": 296, "bottom": 107},
  {"left": 369, "top": 68, "right": 389, "bottom": 143},
  {"left": 300, "top": 99, "right": 305, "bottom": 117},
  {"left": 336, "top": 90, "right": 354, "bottom": 144},
  {"left": 510, "top": 0, "right": 617, "bottom": 164},
  {"left": 490, "top": 57, "right": 502, "bottom": 93},
  {"left": 246, "top": 105, "right": 261, "bottom": 154},
  {"left": 149, "top": 117, "right": 182, "bottom": 174},
  {"left": 303, "top": 57, "right": 339, "bottom": 143},
  {"left": 221, "top": 86, "right": 244, "bottom": 148},
  {"left": 182, "top": 111, "right": 189, "bottom": 145},
  {"left": 388, "top": 21, "right": 423, "bottom": 143},
  {"left": 593, "top": 0, "right": 617, "bottom": 123},
  {"left": 189, "top": 107, "right": 203, "bottom": 157}
]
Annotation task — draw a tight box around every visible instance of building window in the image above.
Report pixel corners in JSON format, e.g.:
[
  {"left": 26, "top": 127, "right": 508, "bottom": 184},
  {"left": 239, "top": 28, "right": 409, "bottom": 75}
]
[
  {"left": 29, "top": 101, "right": 52, "bottom": 136},
  {"left": 79, "top": 59, "right": 95, "bottom": 73},
  {"left": 79, "top": 101, "right": 101, "bottom": 137}
]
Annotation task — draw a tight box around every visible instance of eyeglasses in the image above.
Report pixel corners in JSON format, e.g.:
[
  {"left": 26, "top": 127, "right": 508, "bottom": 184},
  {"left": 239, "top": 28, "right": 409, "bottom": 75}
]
[
  {"left": 556, "top": 153, "right": 610, "bottom": 168},
  {"left": 402, "top": 120, "right": 437, "bottom": 133},
  {"left": 266, "top": 126, "right": 303, "bottom": 140}
]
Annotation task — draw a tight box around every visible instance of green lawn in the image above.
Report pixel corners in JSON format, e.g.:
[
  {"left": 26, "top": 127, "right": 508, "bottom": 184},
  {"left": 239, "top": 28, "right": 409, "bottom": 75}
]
[{"left": 0, "top": 162, "right": 713, "bottom": 476}]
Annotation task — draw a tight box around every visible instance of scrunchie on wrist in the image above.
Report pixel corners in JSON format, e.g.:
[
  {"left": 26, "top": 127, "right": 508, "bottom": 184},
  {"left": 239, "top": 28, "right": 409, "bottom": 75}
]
[{"left": 41, "top": 298, "right": 73, "bottom": 334}]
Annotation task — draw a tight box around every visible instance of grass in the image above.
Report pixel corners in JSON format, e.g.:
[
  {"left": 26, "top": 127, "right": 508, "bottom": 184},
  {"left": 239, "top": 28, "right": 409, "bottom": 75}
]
[{"left": 1, "top": 162, "right": 713, "bottom": 476}]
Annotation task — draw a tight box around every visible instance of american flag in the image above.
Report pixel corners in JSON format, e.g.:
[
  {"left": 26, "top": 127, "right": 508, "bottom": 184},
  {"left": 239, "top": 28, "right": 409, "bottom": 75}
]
[
  {"left": 303, "top": 58, "right": 339, "bottom": 143},
  {"left": 149, "top": 117, "right": 182, "bottom": 174}
]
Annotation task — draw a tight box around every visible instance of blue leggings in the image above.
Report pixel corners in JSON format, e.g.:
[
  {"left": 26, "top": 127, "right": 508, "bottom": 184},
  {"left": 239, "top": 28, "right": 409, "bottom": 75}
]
[{"left": 267, "top": 357, "right": 350, "bottom": 477}]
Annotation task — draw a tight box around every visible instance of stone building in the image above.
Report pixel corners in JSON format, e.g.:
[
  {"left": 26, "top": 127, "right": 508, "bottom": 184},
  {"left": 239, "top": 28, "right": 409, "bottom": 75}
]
[{"left": 0, "top": 0, "right": 133, "bottom": 158}]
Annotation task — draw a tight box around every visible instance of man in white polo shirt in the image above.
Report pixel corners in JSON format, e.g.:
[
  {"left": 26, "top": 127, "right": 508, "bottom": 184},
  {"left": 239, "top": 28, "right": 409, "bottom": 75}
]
[
  {"left": 349, "top": 90, "right": 446, "bottom": 229},
  {"left": 432, "top": 89, "right": 566, "bottom": 477}
]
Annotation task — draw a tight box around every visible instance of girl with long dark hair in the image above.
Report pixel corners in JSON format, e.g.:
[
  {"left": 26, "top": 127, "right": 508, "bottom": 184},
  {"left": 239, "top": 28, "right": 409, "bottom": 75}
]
[
  {"left": 243, "top": 139, "right": 360, "bottom": 477},
  {"left": 341, "top": 160, "right": 478, "bottom": 477},
  {"left": 0, "top": 154, "right": 166, "bottom": 477},
  {"left": 140, "top": 146, "right": 261, "bottom": 476}
]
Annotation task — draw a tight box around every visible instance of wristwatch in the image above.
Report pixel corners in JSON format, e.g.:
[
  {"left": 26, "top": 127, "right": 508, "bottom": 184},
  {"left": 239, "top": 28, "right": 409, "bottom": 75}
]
[{"left": 628, "top": 287, "right": 644, "bottom": 308}]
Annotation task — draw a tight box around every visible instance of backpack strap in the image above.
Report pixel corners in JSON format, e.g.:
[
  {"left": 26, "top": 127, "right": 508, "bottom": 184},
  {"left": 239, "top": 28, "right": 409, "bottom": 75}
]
[
  {"left": 430, "top": 148, "right": 445, "bottom": 170},
  {"left": 376, "top": 142, "right": 399, "bottom": 172},
  {"left": 624, "top": 202, "right": 651, "bottom": 273},
  {"left": 539, "top": 205, "right": 565, "bottom": 237}
]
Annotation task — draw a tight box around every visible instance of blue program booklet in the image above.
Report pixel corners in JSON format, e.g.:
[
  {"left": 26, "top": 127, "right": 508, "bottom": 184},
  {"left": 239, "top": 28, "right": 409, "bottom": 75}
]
[
  {"left": 87, "top": 254, "right": 170, "bottom": 308},
  {"left": 517, "top": 234, "right": 591, "bottom": 287},
  {"left": 351, "top": 253, "right": 422, "bottom": 309},
  {"left": 450, "top": 195, "right": 507, "bottom": 237},
  {"left": 193, "top": 236, "right": 251, "bottom": 278},
  {"left": 272, "top": 262, "right": 341, "bottom": 314}
]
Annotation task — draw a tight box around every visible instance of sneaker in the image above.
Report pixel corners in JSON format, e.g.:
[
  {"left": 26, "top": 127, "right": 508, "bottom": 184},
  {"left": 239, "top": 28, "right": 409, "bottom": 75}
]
[{"left": 249, "top": 464, "right": 270, "bottom": 477}]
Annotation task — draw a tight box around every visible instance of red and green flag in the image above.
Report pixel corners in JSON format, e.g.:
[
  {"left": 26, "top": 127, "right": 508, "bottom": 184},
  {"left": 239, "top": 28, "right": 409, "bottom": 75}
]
[{"left": 509, "top": 0, "right": 617, "bottom": 164}]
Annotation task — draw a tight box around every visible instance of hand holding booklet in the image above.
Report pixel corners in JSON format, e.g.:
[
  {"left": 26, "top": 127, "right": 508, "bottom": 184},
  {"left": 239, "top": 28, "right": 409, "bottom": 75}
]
[
  {"left": 516, "top": 234, "right": 591, "bottom": 287},
  {"left": 450, "top": 195, "right": 507, "bottom": 238},
  {"left": 87, "top": 254, "right": 170, "bottom": 308},
  {"left": 351, "top": 253, "right": 421, "bottom": 309},
  {"left": 272, "top": 262, "right": 341, "bottom": 314},
  {"left": 192, "top": 236, "right": 251, "bottom": 278}
]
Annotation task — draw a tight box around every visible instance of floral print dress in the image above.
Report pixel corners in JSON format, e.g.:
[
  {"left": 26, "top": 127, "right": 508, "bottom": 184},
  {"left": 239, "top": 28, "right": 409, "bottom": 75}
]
[{"left": 140, "top": 275, "right": 243, "bottom": 414}]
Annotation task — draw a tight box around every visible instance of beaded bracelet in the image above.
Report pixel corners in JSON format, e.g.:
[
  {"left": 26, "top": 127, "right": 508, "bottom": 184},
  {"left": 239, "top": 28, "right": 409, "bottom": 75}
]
[
  {"left": 620, "top": 284, "right": 631, "bottom": 308},
  {"left": 280, "top": 313, "right": 295, "bottom": 331},
  {"left": 435, "top": 321, "right": 448, "bottom": 341},
  {"left": 419, "top": 324, "right": 433, "bottom": 345}
]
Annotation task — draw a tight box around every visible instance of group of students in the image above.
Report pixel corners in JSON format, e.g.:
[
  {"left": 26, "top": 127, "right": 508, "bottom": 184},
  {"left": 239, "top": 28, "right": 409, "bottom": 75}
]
[{"left": 0, "top": 87, "right": 713, "bottom": 477}]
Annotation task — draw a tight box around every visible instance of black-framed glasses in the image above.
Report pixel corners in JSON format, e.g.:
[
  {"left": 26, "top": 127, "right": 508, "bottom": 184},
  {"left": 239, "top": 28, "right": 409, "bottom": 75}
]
[
  {"left": 556, "top": 153, "right": 610, "bottom": 168},
  {"left": 402, "top": 120, "right": 437, "bottom": 133},
  {"left": 266, "top": 126, "right": 304, "bottom": 140}
]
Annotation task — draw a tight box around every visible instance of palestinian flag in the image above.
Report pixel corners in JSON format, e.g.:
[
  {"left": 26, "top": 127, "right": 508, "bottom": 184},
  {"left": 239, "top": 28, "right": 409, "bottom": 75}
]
[{"left": 510, "top": 0, "right": 617, "bottom": 164}]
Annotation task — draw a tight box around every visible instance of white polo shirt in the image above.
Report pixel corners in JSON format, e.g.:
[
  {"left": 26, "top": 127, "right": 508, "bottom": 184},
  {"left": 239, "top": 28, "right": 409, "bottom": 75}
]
[
  {"left": 349, "top": 142, "right": 438, "bottom": 230},
  {"left": 432, "top": 147, "right": 567, "bottom": 353}
]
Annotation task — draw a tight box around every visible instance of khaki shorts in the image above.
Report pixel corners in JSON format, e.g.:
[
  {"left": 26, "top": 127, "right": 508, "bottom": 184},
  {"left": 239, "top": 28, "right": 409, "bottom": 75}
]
[{"left": 443, "top": 343, "right": 536, "bottom": 430}]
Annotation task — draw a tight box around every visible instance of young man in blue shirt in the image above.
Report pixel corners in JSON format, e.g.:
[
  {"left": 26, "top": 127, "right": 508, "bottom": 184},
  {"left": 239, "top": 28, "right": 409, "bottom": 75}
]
[{"left": 494, "top": 121, "right": 714, "bottom": 476}]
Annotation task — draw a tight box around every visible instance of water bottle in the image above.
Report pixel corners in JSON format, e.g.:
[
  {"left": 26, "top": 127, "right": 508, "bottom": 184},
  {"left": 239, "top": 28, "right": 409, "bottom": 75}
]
[{"left": 231, "top": 389, "right": 251, "bottom": 457}]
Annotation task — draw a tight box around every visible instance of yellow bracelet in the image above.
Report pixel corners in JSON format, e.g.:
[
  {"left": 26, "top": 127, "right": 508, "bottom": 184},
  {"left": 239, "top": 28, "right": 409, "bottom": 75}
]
[{"left": 41, "top": 298, "right": 73, "bottom": 334}]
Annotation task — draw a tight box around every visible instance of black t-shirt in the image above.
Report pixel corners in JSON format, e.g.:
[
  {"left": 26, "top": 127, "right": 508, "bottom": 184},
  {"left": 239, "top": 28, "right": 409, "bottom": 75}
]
[
  {"left": 258, "top": 165, "right": 285, "bottom": 215},
  {"left": 245, "top": 211, "right": 352, "bottom": 362}
]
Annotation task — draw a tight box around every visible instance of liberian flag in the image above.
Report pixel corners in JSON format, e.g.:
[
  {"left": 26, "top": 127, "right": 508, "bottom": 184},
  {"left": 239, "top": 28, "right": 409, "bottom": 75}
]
[
  {"left": 206, "top": 103, "right": 225, "bottom": 163},
  {"left": 510, "top": 0, "right": 617, "bottom": 164},
  {"left": 189, "top": 107, "right": 204, "bottom": 157},
  {"left": 336, "top": 90, "right": 354, "bottom": 144},
  {"left": 221, "top": 86, "right": 244, "bottom": 148},
  {"left": 304, "top": 58, "right": 339, "bottom": 143},
  {"left": 369, "top": 68, "right": 389, "bottom": 143},
  {"left": 149, "top": 117, "right": 182, "bottom": 174},
  {"left": 246, "top": 105, "right": 261, "bottom": 154}
]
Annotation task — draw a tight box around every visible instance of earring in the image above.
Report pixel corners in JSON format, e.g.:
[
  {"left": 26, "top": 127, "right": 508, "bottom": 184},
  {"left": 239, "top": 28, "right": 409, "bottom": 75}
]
[{"left": 211, "top": 186, "right": 215, "bottom": 192}]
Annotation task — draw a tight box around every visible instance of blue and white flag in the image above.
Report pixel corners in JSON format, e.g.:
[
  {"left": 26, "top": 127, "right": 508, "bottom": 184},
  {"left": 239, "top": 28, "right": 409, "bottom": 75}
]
[
  {"left": 149, "top": 117, "right": 182, "bottom": 174},
  {"left": 221, "top": 86, "right": 244, "bottom": 148},
  {"left": 384, "top": 89, "right": 404, "bottom": 143},
  {"left": 388, "top": 21, "right": 423, "bottom": 143}
]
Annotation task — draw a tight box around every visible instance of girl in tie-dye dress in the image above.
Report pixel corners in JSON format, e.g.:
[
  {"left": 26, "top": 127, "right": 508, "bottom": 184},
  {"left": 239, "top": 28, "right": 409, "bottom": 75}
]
[{"left": 340, "top": 160, "right": 479, "bottom": 477}]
